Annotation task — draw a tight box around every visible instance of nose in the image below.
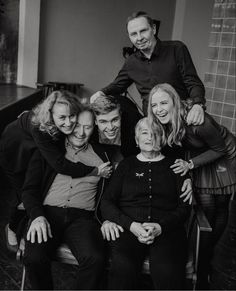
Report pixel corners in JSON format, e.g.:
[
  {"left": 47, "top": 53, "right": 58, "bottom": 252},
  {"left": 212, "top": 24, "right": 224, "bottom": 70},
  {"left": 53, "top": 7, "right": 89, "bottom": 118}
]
[
  {"left": 107, "top": 122, "right": 113, "bottom": 130},
  {"left": 78, "top": 126, "right": 85, "bottom": 136},
  {"left": 137, "top": 32, "right": 143, "bottom": 41},
  {"left": 65, "top": 117, "right": 71, "bottom": 126}
]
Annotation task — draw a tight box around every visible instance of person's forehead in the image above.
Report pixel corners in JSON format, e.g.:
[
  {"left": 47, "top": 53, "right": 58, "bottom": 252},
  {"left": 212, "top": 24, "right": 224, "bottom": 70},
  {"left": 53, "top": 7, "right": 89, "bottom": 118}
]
[
  {"left": 152, "top": 90, "right": 170, "bottom": 101},
  {"left": 96, "top": 108, "right": 121, "bottom": 121},
  {"left": 77, "top": 111, "right": 94, "bottom": 125},
  {"left": 52, "top": 103, "right": 70, "bottom": 114},
  {"left": 127, "top": 17, "right": 150, "bottom": 31}
]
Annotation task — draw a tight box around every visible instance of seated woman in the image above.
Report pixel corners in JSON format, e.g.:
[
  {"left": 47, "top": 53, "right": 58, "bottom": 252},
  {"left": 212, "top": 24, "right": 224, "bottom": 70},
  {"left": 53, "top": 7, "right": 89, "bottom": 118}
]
[
  {"left": 100, "top": 117, "right": 190, "bottom": 290},
  {"left": 148, "top": 83, "right": 236, "bottom": 289}
]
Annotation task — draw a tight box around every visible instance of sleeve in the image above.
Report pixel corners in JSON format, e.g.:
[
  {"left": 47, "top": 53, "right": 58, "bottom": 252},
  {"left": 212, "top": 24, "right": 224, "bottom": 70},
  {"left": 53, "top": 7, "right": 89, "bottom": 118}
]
[
  {"left": 100, "top": 159, "right": 133, "bottom": 229},
  {"left": 101, "top": 61, "right": 133, "bottom": 96},
  {"left": 31, "top": 127, "right": 96, "bottom": 178},
  {"left": 158, "top": 174, "right": 191, "bottom": 233},
  {"left": 21, "top": 151, "right": 46, "bottom": 220},
  {"left": 190, "top": 116, "right": 227, "bottom": 168},
  {"left": 175, "top": 42, "right": 206, "bottom": 105}
]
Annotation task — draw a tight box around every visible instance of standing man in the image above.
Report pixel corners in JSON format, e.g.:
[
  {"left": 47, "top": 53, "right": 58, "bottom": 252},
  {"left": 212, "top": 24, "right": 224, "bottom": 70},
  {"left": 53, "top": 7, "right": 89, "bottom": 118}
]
[
  {"left": 22, "top": 107, "right": 112, "bottom": 290},
  {"left": 90, "top": 11, "right": 205, "bottom": 124}
]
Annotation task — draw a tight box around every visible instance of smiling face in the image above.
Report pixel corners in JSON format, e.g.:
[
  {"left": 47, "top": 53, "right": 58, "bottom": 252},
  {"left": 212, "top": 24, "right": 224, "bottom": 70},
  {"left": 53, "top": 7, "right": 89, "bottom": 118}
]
[
  {"left": 52, "top": 103, "right": 77, "bottom": 135},
  {"left": 68, "top": 110, "right": 94, "bottom": 148},
  {"left": 136, "top": 120, "right": 155, "bottom": 152},
  {"left": 95, "top": 108, "right": 121, "bottom": 141},
  {"left": 150, "top": 89, "right": 174, "bottom": 125},
  {"left": 127, "top": 16, "right": 156, "bottom": 53}
]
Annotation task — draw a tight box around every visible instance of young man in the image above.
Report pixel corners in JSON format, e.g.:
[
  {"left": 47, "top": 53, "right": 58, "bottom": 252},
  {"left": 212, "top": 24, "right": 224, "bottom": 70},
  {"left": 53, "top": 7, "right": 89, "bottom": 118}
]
[
  {"left": 91, "top": 94, "right": 141, "bottom": 159},
  {"left": 90, "top": 11, "right": 205, "bottom": 124},
  {"left": 21, "top": 107, "right": 112, "bottom": 290}
]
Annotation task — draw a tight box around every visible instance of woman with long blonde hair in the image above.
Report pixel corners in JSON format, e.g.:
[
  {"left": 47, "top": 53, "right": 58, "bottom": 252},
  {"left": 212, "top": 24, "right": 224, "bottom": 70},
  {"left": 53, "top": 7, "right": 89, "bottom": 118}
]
[{"left": 148, "top": 83, "right": 236, "bottom": 289}]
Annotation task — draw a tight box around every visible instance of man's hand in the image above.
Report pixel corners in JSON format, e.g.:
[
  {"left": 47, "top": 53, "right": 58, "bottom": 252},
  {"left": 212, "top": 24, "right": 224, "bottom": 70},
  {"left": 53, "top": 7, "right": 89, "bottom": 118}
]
[
  {"left": 90, "top": 91, "right": 104, "bottom": 103},
  {"left": 27, "top": 216, "right": 52, "bottom": 243},
  {"left": 180, "top": 178, "right": 193, "bottom": 204},
  {"left": 101, "top": 220, "right": 124, "bottom": 241},
  {"left": 186, "top": 104, "right": 204, "bottom": 125},
  {"left": 98, "top": 162, "right": 113, "bottom": 178}
]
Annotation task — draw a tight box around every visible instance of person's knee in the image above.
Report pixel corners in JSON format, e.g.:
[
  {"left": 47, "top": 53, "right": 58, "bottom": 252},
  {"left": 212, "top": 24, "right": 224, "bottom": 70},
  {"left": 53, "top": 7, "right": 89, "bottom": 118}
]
[
  {"left": 23, "top": 245, "right": 50, "bottom": 266},
  {"left": 110, "top": 253, "right": 136, "bottom": 275}
]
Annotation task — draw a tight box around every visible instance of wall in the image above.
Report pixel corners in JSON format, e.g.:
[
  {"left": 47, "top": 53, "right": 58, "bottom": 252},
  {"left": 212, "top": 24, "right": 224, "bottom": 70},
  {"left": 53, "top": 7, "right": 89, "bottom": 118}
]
[
  {"left": 0, "top": 0, "right": 19, "bottom": 83},
  {"left": 38, "top": 0, "right": 176, "bottom": 99},
  {"left": 179, "top": 0, "right": 215, "bottom": 80}
]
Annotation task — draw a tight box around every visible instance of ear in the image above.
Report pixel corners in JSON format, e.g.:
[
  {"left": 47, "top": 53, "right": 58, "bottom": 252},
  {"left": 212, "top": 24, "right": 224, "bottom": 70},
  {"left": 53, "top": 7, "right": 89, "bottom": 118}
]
[{"left": 95, "top": 119, "right": 98, "bottom": 125}]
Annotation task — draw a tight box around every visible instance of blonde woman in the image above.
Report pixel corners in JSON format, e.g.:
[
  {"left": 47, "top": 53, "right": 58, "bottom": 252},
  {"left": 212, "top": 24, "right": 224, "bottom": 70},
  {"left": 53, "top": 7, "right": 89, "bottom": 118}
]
[{"left": 148, "top": 83, "right": 236, "bottom": 289}]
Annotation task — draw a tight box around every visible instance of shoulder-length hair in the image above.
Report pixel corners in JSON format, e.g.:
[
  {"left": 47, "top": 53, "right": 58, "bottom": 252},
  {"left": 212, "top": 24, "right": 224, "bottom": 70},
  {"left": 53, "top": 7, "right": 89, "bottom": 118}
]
[
  {"left": 135, "top": 117, "right": 163, "bottom": 152},
  {"left": 31, "top": 90, "right": 82, "bottom": 138},
  {"left": 148, "top": 83, "right": 186, "bottom": 147}
]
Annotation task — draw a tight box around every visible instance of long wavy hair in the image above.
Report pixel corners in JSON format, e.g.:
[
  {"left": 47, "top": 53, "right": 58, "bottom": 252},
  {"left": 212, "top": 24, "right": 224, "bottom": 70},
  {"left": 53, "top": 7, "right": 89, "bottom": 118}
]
[
  {"left": 31, "top": 90, "right": 82, "bottom": 139},
  {"left": 148, "top": 83, "right": 187, "bottom": 147}
]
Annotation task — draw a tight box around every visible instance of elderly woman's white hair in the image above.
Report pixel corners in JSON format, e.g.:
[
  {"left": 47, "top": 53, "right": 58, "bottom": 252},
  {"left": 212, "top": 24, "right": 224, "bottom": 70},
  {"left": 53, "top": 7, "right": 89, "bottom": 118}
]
[{"left": 135, "top": 117, "right": 163, "bottom": 152}]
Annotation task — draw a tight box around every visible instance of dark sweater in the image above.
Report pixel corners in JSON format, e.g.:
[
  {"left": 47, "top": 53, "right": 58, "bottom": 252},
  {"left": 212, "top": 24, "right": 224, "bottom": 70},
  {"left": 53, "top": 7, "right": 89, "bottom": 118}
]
[
  {"left": 100, "top": 155, "right": 190, "bottom": 234},
  {"left": 102, "top": 38, "right": 205, "bottom": 105}
]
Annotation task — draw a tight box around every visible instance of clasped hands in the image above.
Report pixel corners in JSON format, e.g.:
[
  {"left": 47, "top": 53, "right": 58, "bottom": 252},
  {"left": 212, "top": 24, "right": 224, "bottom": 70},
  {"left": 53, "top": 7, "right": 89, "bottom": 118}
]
[{"left": 130, "top": 222, "right": 162, "bottom": 245}]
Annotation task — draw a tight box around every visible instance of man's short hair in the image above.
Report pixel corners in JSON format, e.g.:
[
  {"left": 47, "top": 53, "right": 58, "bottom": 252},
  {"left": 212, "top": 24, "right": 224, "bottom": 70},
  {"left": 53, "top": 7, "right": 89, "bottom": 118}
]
[
  {"left": 126, "top": 11, "right": 154, "bottom": 29},
  {"left": 91, "top": 95, "right": 121, "bottom": 116}
]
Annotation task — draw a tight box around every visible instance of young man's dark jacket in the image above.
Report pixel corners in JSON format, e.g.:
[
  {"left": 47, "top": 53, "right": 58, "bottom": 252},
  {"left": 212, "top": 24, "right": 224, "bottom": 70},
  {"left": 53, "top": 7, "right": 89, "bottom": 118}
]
[{"left": 21, "top": 141, "right": 112, "bottom": 224}]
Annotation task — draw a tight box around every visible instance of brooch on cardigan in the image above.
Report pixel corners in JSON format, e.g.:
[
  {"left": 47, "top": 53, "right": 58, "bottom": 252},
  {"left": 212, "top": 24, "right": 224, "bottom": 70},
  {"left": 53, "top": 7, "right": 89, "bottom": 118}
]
[{"left": 136, "top": 172, "right": 144, "bottom": 178}]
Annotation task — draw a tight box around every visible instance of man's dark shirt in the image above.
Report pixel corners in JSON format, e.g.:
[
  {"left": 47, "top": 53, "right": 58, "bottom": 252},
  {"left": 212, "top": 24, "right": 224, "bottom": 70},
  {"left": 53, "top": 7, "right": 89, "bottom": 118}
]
[{"left": 102, "top": 38, "right": 205, "bottom": 113}]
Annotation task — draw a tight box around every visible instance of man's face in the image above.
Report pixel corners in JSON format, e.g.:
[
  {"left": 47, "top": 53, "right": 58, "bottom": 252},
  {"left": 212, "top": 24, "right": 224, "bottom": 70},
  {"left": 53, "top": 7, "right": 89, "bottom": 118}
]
[
  {"left": 68, "top": 111, "right": 94, "bottom": 148},
  {"left": 95, "top": 109, "right": 121, "bottom": 140},
  {"left": 127, "top": 16, "right": 156, "bottom": 53}
]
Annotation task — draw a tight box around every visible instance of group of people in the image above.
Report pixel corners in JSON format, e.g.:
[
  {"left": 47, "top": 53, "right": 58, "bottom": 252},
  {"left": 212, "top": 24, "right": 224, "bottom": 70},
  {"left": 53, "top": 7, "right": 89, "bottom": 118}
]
[{"left": 0, "top": 11, "right": 235, "bottom": 291}]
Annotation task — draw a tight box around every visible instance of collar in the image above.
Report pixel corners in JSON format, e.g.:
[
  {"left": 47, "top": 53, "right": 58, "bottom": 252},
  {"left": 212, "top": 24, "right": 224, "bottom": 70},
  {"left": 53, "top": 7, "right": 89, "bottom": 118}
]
[
  {"left": 65, "top": 138, "right": 89, "bottom": 154},
  {"left": 136, "top": 37, "right": 162, "bottom": 60}
]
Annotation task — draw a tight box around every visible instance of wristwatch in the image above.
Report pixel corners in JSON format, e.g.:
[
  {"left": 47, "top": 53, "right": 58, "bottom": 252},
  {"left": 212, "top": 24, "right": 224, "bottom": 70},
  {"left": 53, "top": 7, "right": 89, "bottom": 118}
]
[{"left": 188, "top": 160, "right": 194, "bottom": 170}]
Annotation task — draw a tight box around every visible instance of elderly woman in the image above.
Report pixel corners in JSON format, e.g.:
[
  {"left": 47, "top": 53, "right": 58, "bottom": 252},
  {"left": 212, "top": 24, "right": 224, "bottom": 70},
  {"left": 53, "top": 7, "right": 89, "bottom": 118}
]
[
  {"left": 100, "top": 117, "right": 190, "bottom": 290},
  {"left": 0, "top": 90, "right": 111, "bottom": 251},
  {"left": 148, "top": 83, "right": 236, "bottom": 289}
]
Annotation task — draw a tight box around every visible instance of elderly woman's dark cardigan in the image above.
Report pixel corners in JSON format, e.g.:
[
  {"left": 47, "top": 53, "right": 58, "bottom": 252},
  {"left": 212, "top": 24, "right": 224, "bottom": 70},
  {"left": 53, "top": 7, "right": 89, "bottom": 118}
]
[{"left": 101, "top": 155, "right": 190, "bottom": 233}]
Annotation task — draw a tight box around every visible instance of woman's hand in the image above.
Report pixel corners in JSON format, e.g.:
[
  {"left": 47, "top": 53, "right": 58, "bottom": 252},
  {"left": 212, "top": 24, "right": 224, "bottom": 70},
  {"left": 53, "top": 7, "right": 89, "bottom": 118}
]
[
  {"left": 130, "top": 222, "right": 149, "bottom": 239},
  {"left": 101, "top": 220, "right": 124, "bottom": 241},
  {"left": 137, "top": 223, "right": 162, "bottom": 245},
  {"left": 180, "top": 178, "right": 193, "bottom": 204},
  {"left": 98, "top": 162, "right": 113, "bottom": 179},
  {"left": 170, "top": 159, "right": 190, "bottom": 176},
  {"left": 27, "top": 216, "right": 52, "bottom": 243}
]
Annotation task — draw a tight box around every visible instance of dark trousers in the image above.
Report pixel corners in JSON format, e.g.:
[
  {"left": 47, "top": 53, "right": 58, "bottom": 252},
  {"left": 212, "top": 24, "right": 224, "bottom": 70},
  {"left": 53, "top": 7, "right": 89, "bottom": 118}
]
[
  {"left": 23, "top": 206, "right": 105, "bottom": 290},
  {"left": 195, "top": 193, "right": 231, "bottom": 289},
  {"left": 108, "top": 228, "right": 187, "bottom": 290}
]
